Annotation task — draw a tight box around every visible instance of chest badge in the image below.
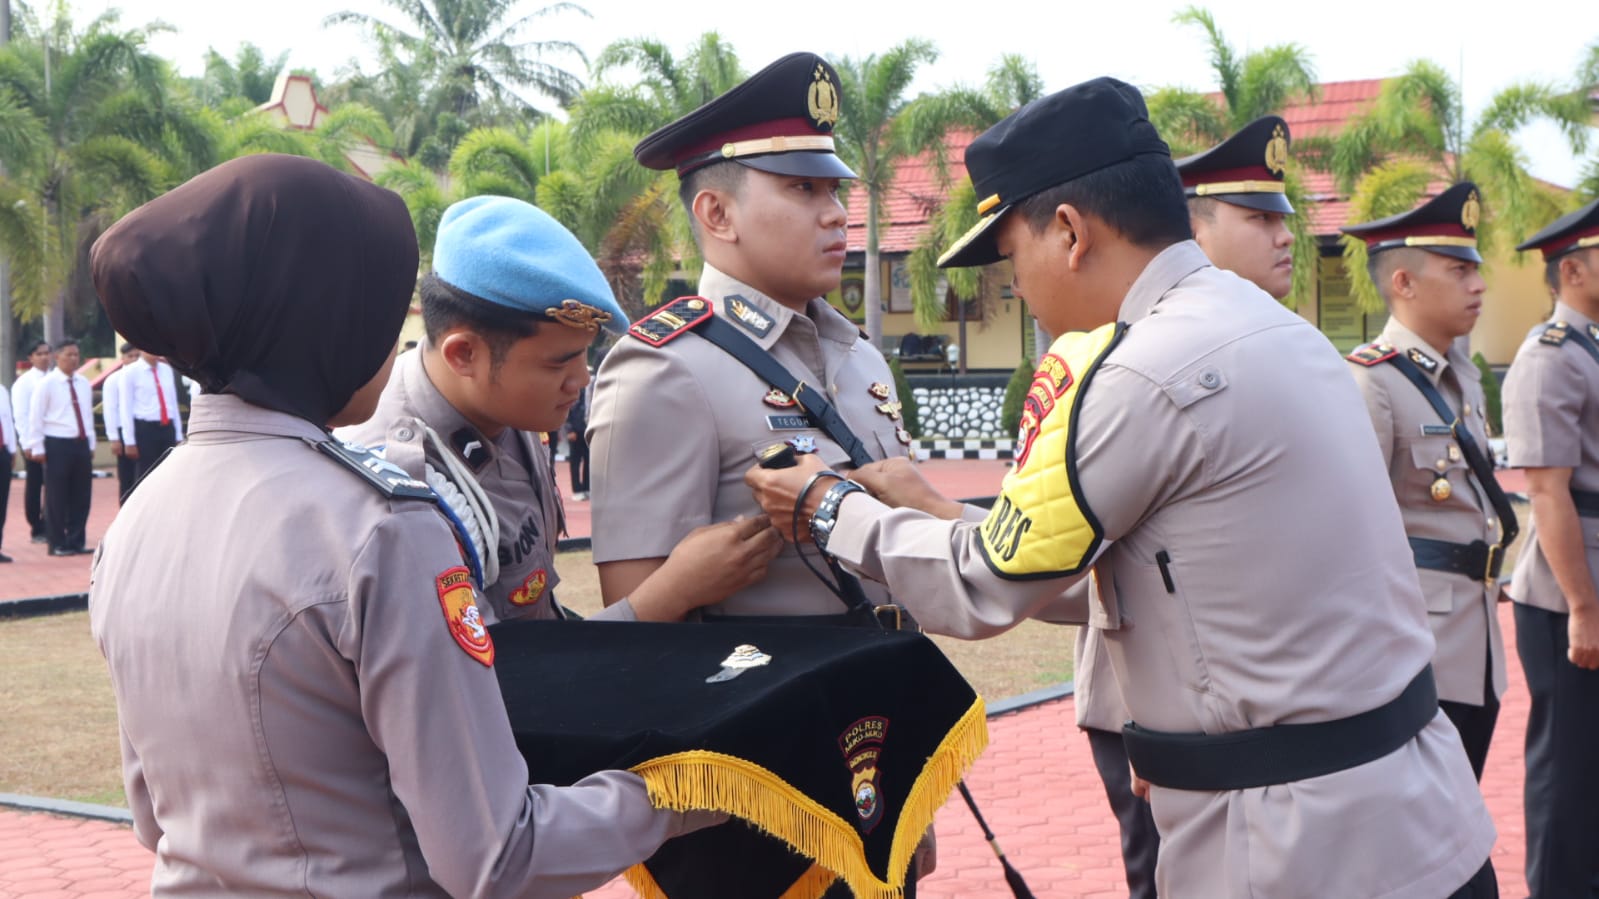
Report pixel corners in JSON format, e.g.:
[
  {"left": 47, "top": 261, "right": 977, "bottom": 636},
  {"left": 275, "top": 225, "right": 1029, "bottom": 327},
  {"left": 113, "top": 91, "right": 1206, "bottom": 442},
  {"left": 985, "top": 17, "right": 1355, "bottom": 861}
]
[
  {"left": 868, "top": 382, "right": 891, "bottom": 401},
  {"left": 786, "top": 435, "right": 818, "bottom": 455},
  {"left": 763, "top": 387, "right": 797, "bottom": 408},
  {"left": 1430, "top": 476, "right": 1453, "bottom": 502},
  {"left": 509, "top": 568, "right": 548, "bottom": 607},
  {"left": 706, "top": 644, "right": 773, "bottom": 683},
  {"left": 875, "top": 400, "right": 902, "bottom": 422}
]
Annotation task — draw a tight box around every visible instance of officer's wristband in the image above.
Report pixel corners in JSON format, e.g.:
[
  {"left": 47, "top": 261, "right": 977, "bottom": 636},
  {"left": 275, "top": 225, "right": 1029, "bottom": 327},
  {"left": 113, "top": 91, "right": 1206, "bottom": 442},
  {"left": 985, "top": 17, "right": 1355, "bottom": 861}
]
[
  {"left": 810, "top": 480, "right": 866, "bottom": 553},
  {"left": 797, "top": 470, "right": 845, "bottom": 514}
]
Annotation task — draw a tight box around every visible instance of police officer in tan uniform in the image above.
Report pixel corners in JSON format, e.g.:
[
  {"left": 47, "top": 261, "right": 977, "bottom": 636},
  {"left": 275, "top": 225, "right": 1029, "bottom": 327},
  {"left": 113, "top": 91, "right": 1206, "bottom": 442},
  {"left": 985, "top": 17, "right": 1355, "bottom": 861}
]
[
  {"left": 748, "top": 78, "right": 1497, "bottom": 898},
  {"left": 1341, "top": 183, "right": 1510, "bottom": 781},
  {"left": 341, "top": 195, "right": 780, "bottom": 625},
  {"left": 589, "top": 52, "right": 912, "bottom": 621},
  {"left": 1070, "top": 114, "right": 1303, "bottom": 899},
  {"left": 86, "top": 155, "right": 719, "bottom": 898},
  {"left": 1502, "top": 195, "right": 1599, "bottom": 898}
]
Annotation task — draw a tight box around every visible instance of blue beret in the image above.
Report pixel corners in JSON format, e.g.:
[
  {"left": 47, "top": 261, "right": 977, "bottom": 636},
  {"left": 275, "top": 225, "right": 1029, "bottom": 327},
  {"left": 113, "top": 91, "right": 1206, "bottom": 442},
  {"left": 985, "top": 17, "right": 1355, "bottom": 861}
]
[{"left": 433, "top": 195, "right": 628, "bottom": 334}]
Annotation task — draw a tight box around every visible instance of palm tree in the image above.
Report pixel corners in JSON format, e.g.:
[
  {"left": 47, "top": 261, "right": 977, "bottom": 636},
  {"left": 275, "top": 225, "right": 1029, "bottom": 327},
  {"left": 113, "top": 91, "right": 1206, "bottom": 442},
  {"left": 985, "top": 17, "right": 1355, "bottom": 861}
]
[
  {"left": 834, "top": 38, "right": 990, "bottom": 346},
  {"left": 1145, "top": 5, "right": 1321, "bottom": 304},
  {"left": 324, "top": 0, "right": 590, "bottom": 133},
  {"left": 0, "top": 6, "right": 215, "bottom": 343},
  {"left": 1572, "top": 38, "right": 1599, "bottom": 201},
  {"left": 901, "top": 54, "right": 1045, "bottom": 357},
  {"left": 197, "top": 43, "right": 292, "bottom": 113},
  {"left": 1332, "top": 59, "right": 1592, "bottom": 311}
]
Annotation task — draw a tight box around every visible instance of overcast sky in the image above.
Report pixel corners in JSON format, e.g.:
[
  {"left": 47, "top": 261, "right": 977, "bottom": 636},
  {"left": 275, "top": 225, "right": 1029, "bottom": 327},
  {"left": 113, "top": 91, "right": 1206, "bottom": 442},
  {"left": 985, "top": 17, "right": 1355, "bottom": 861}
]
[{"left": 84, "top": 0, "right": 1597, "bottom": 187}]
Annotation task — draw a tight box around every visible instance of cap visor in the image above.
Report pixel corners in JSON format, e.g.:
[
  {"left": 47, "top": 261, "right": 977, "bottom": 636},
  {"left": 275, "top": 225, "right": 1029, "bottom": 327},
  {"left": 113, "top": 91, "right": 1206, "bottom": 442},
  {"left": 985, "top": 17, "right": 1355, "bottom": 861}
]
[
  {"left": 1211, "top": 192, "right": 1295, "bottom": 215},
  {"left": 1422, "top": 245, "right": 1483, "bottom": 264},
  {"left": 937, "top": 209, "right": 1008, "bottom": 269},
  {"left": 737, "top": 152, "right": 858, "bottom": 179}
]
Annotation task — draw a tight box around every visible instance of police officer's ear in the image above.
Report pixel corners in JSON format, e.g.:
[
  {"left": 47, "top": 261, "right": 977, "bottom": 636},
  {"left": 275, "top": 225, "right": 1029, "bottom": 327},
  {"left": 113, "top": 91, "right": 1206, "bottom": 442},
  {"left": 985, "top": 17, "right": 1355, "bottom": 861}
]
[
  {"left": 692, "top": 187, "right": 739, "bottom": 244},
  {"left": 436, "top": 329, "right": 491, "bottom": 381},
  {"left": 1058, "top": 203, "right": 1090, "bottom": 272}
]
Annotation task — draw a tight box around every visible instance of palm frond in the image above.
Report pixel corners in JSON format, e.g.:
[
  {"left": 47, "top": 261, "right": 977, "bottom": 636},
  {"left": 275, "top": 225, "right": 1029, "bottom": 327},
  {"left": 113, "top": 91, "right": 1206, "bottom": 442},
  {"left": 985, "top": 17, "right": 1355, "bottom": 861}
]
[
  {"left": 1341, "top": 159, "right": 1436, "bottom": 312},
  {"left": 1145, "top": 87, "right": 1227, "bottom": 156},
  {"left": 448, "top": 126, "right": 541, "bottom": 201},
  {"left": 1172, "top": 5, "right": 1240, "bottom": 109},
  {"left": 1233, "top": 44, "right": 1317, "bottom": 126}
]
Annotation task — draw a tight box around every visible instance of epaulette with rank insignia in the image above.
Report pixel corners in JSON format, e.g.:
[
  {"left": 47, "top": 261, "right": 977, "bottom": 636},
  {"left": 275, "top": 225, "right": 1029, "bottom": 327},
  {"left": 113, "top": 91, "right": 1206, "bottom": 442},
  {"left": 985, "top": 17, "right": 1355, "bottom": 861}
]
[
  {"left": 1540, "top": 321, "right": 1571, "bottom": 346},
  {"left": 1346, "top": 343, "right": 1398, "bottom": 366},
  {"left": 629, "top": 295, "right": 714, "bottom": 347},
  {"left": 316, "top": 438, "right": 438, "bottom": 502}
]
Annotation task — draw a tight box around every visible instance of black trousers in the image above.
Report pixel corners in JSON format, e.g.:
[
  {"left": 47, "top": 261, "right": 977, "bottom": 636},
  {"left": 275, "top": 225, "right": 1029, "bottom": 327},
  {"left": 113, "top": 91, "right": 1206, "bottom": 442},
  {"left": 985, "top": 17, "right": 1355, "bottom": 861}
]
[
  {"left": 24, "top": 456, "right": 44, "bottom": 537},
  {"left": 1440, "top": 640, "right": 1501, "bottom": 782},
  {"left": 42, "top": 436, "right": 91, "bottom": 552},
  {"left": 131, "top": 418, "right": 176, "bottom": 482},
  {"left": 114, "top": 452, "right": 137, "bottom": 504},
  {"left": 1516, "top": 602, "right": 1599, "bottom": 898},
  {"left": 0, "top": 448, "right": 11, "bottom": 550},
  {"left": 1447, "top": 859, "right": 1499, "bottom": 898},
  {"left": 1086, "top": 726, "right": 1159, "bottom": 899},
  {"left": 567, "top": 431, "right": 589, "bottom": 493}
]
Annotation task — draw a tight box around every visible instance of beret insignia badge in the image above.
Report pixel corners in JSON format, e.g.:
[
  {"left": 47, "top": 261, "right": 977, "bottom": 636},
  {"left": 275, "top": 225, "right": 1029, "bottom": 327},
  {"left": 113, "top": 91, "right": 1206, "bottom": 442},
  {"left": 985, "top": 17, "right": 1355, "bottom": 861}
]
[
  {"left": 808, "top": 63, "right": 839, "bottom": 129},
  {"left": 545, "top": 298, "right": 613, "bottom": 332}
]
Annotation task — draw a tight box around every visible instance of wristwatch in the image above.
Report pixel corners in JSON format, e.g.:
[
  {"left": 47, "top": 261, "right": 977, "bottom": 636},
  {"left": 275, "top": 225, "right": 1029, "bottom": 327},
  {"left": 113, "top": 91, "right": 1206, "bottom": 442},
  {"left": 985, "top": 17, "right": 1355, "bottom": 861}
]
[{"left": 810, "top": 479, "right": 866, "bottom": 552}]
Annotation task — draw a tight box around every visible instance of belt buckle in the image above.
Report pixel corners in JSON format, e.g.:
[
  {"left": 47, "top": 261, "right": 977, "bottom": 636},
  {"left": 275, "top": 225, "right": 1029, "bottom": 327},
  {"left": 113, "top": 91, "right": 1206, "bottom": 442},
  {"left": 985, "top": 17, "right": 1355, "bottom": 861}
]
[
  {"left": 874, "top": 603, "right": 905, "bottom": 631},
  {"left": 1483, "top": 543, "right": 1502, "bottom": 585}
]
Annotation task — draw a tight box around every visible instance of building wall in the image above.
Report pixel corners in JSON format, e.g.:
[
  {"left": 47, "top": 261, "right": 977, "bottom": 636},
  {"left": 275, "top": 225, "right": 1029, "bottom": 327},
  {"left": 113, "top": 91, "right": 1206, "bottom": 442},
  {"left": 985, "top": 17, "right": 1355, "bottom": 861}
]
[{"left": 829, "top": 258, "right": 1032, "bottom": 372}]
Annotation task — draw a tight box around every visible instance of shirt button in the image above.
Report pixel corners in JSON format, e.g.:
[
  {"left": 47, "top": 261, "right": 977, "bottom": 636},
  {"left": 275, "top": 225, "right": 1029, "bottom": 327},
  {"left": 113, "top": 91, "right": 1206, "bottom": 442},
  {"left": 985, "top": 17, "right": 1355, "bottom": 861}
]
[
  {"left": 1199, "top": 371, "right": 1221, "bottom": 389},
  {"left": 395, "top": 426, "right": 415, "bottom": 441},
  {"left": 1435, "top": 458, "right": 1448, "bottom": 471},
  {"left": 1464, "top": 403, "right": 1474, "bottom": 416}
]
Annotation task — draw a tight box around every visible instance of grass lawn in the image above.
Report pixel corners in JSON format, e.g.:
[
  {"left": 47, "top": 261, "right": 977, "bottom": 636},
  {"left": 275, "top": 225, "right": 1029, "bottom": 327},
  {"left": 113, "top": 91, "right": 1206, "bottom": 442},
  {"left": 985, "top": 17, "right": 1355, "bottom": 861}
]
[{"left": 0, "top": 550, "right": 1075, "bottom": 806}]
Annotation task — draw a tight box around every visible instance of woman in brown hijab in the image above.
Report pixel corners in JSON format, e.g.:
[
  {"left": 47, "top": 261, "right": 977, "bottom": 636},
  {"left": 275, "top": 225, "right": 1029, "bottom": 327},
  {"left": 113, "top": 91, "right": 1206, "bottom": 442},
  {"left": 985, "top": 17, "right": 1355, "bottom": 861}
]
[{"left": 86, "top": 155, "right": 714, "bottom": 898}]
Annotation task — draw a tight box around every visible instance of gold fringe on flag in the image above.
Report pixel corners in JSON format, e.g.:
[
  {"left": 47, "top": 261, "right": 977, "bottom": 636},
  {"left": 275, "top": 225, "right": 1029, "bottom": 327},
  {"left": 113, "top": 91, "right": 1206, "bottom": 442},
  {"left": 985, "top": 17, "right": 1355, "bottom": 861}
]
[{"left": 624, "top": 696, "right": 988, "bottom": 899}]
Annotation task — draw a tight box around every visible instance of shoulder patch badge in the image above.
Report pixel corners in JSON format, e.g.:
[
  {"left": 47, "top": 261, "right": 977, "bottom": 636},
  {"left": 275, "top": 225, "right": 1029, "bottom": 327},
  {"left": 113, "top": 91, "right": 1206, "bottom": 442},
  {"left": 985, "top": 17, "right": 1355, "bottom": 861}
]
[
  {"left": 1406, "top": 347, "right": 1439, "bottom": 373},
  {"left": 1345, "top": 343, "right": 1398, "bottom": 367},
  {"left": 725, "top": 294, "right": 775, "bottom": 339},
  {"left": 317, "top": 439, "right": 437, "bottom": 502},
  {"left": 629, "top": 296, "right": 713, "bottom": 347},
  {"left": 436, "top": 566, "right": 494, "bottom": 666},
  {"left": 1540, "top": 321, "right": 1571, "bottom": 346},
  {"left": 509, "top": 568, "right": 548, "bottom": 607}
]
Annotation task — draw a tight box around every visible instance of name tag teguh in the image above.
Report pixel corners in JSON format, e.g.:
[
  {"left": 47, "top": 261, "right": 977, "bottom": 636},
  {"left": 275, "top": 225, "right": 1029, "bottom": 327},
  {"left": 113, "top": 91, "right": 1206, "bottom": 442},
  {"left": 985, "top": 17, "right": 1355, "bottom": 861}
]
[{"left": 488, "top": 620, "right": 986, "bottom": 899}]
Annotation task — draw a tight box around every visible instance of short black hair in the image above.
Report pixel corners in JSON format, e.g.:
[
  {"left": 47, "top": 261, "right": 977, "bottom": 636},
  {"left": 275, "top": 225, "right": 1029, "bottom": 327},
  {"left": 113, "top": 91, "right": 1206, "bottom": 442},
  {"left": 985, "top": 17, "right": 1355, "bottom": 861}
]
[
  {"left": 26, "top": 340, "right": 48, "bottom": 355},
  {"left": 119, "top": 342, "right": 134, "bottom": 354},
  {"left": 53, "top": 337, "right": 78, "bottom": 353},
  {"left": 1545, "top": 256, "right": 1563, "bottom": 295},
  {"left": 678, "top": 160, "right": 749, "bottom": 238},
  {"left": 1187, "top": 196, "right": 1219, "bottom": 223},
  {"left": 1016, "top": 155, "right": 1192, "bottom": 249},
  {"left": 1366, "top": 247, "right": 1428, "bottom": 305},
  {"left": 419, "top": 273, "right": 539, "bottom": 368}
]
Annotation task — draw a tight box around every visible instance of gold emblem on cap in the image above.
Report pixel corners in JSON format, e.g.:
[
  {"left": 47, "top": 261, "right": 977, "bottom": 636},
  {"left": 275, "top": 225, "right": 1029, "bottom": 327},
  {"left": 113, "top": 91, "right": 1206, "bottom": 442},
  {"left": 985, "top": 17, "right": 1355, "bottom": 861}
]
[
  {"left": 807, "top": 63, "right": 840, "bottom": 128},
  {"left": 1265, "top": 124, "right": 1289, "bottom": 176},
  {"left": 1430, "top": 477, "right": 1453, "bottom": 502},
  {"left": 1461, "top": 190, "right": 1481, "bottom": 232},
  {"left": 545, "top": 299, "right": 613, "bottom": 332}
]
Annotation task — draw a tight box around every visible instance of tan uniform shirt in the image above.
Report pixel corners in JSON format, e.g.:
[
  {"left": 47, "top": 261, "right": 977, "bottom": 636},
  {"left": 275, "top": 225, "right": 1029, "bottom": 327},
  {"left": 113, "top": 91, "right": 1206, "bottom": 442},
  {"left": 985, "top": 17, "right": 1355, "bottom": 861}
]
[
  {"left": 589, "top": 264, "right": 910, "bottom": 617},
  {"left": 340, "top": 348, "right": 567, "bottom": 624},
  {"left": 90, "top": 393, "right": 693, "bottom": 898},
  {"left": 1503, "top": 302, "right": 1599, "bottom": 613},
  {"left": 1348, "top": 321, "right": 1507, "bottom": 704},
  {"left": 825, "top": 243, "right": 1493, "bottom": 898}
]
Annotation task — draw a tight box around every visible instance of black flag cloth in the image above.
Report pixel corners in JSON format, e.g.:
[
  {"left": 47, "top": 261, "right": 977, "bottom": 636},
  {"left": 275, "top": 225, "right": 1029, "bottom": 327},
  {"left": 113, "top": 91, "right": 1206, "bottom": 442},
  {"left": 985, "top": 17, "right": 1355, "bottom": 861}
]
[{"left": 489, "top": 620, "right": 987, "bottom": 899}]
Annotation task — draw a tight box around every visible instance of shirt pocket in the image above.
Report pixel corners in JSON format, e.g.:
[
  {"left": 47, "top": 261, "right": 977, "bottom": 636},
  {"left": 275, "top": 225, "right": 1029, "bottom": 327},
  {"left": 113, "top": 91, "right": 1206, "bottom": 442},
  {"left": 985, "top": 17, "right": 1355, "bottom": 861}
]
[{"left": 1404, "top": 436, "right": 1468, "bottom": 504}]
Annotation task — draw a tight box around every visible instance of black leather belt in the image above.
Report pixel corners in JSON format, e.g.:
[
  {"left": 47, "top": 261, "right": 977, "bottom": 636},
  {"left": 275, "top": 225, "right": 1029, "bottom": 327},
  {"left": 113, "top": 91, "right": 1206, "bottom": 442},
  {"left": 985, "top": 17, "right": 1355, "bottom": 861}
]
[
  {"left": 1409, "top": 536, "right": 1504, "bottom": 583},
  {"left": 1121, "top": 666, "right": 1438, "bottom": 791},
  {"left": 1573, "top": 489, "right": 1599, "bottom": 518}
]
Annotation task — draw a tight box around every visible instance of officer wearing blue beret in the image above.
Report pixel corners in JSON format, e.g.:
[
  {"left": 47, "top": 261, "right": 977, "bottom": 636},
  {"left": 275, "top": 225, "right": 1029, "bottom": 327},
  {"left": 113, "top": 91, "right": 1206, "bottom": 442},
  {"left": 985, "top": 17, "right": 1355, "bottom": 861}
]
[{"left": 340, "top": 194, "right": 781, "bottom": 624}]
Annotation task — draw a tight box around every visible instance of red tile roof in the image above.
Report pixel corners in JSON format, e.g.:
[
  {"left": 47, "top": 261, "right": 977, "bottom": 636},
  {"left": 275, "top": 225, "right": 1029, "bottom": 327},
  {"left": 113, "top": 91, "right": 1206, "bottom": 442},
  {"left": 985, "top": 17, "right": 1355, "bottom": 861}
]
[{"left": 845, "top": 132, "right": 974, "bottom": 254}]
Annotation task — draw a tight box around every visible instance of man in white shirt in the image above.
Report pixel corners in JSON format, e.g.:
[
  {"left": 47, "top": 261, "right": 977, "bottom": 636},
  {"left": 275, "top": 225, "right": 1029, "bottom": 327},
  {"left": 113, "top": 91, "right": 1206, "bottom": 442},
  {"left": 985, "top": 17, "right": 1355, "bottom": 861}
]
[
  {"left": 26, "top": 338, "right": 95, "bottom": 556},
  {"left": 119, "top": 350, "right": 184, "bottom": 481},
  {"left": 11, "top": 339, "right": 51, "bottom": 543},
  {"left": 103, "top": 343, "right": 139, "bottom": 503},
  {"left": 0, "top": 377, "right": 16, "bottom": 563}
]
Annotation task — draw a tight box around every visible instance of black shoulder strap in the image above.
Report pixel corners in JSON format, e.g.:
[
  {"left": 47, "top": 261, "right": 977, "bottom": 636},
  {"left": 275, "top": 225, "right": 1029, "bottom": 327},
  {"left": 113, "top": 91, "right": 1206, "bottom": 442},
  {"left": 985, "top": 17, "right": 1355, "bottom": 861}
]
[
  {"left": 692, "top": 315, "right": 876, "bottom": 469},
  {"left": 1384, "top": 354, "right": 1519, "bottom": 547},
  {"left": 1555, "top": 322, "right": 1599, "bottom": 369}
]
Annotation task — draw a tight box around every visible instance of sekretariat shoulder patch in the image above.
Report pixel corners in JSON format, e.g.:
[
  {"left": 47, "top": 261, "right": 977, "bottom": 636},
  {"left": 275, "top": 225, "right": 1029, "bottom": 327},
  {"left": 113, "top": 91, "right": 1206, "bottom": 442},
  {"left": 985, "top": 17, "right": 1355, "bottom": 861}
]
[{"left": 437, "top": 566, "right": 495, "bottom": 667}]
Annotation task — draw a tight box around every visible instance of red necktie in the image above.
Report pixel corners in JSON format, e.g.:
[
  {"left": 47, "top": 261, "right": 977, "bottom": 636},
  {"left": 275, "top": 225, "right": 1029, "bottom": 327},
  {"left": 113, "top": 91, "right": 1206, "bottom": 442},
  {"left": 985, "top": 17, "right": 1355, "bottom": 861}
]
[
  {"left": 66, "top": 377, "right": 86, "bottom": 439},
  {"left": 153, "top": 366, "right": 169, "bottom": 426}
]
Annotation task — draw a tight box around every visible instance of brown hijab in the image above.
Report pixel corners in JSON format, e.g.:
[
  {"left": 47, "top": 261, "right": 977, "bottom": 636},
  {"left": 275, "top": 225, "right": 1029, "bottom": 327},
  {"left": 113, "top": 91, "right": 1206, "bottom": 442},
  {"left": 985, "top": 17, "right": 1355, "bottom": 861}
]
[{"left": 90, "top": 154, "right": 419, "bottom": 425}]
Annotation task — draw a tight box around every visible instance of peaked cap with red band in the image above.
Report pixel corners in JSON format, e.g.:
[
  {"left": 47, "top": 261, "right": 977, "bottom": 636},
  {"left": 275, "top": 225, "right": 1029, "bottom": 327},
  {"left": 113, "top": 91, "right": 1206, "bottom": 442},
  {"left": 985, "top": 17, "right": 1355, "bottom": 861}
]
[
  {"left": 1175, "top": 115, "right": 1294, "bottom": 214},
  {"left": 1341, "top": 181, "right": 1483, "bottom": 263},
  {"left": 1517, "top": 195, "right": 1599, "bottom": 261},
  {"left": 634, "top": 52, "right": 857, "bottom": 180}
]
